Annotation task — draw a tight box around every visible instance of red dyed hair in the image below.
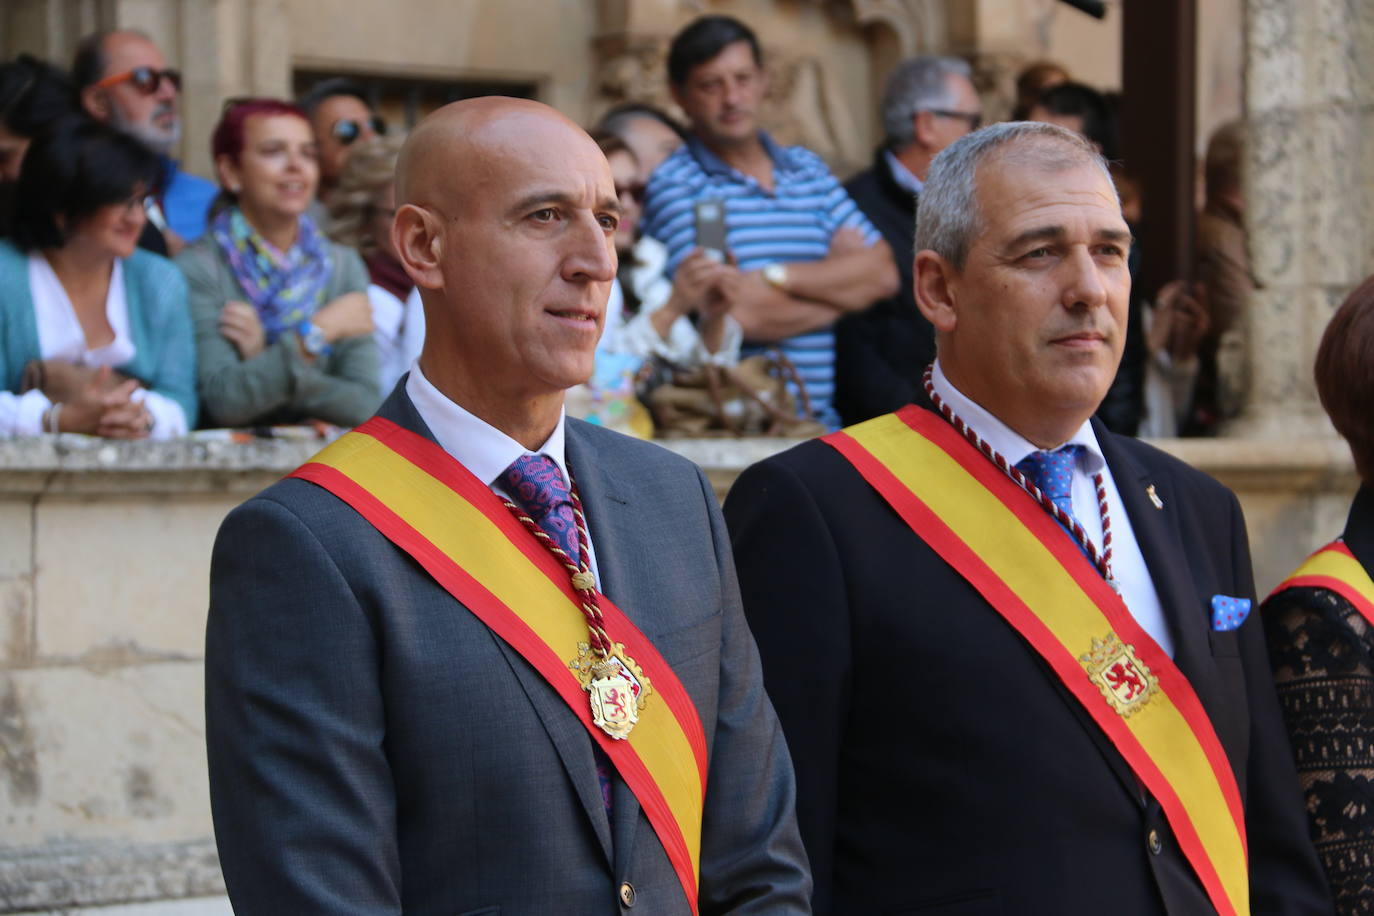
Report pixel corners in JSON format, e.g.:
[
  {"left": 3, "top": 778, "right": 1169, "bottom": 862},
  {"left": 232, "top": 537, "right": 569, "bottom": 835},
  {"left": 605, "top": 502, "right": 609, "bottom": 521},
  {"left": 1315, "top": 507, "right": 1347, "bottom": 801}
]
[{"left": 210, "top": 98, "right": 309, "bottom": 176}]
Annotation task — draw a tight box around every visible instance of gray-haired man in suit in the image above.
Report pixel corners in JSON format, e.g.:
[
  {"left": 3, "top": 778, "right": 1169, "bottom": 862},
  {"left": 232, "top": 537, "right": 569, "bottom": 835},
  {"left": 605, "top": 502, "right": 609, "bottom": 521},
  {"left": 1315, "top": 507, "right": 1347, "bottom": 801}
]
[{"left": 205, "top": 97, "right": 811, "bottom": 915}]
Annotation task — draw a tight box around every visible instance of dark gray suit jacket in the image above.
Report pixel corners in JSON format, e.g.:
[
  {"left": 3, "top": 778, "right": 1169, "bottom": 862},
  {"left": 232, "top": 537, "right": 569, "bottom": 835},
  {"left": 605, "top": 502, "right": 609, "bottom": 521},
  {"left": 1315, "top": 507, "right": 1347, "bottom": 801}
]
[{"left": 205, "top": 386, "right": 811, "bottom": 914}]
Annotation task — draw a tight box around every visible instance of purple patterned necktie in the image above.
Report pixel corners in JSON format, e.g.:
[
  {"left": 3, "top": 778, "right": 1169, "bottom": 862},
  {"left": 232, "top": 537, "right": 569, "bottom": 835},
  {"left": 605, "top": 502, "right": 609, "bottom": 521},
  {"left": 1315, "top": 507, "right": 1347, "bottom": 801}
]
[
  {"left": 499, "top": 452, "right": 613, "bottom": 814},
  {"left": 501, "top": 453, "right": 580, "bottom": 567}
]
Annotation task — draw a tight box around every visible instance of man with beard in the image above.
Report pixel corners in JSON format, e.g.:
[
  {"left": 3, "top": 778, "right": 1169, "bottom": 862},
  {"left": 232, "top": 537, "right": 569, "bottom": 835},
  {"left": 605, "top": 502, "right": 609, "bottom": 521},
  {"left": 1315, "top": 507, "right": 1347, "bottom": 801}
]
[{"left": 74, "top": 29, "right": 216, "bottom": 255}]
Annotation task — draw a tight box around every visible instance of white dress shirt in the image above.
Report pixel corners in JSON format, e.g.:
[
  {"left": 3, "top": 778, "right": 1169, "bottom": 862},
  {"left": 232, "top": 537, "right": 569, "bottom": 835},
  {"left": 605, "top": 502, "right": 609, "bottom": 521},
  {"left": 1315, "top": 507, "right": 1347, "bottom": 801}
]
[
  {"left": 0, "top": 254, "right": 187, "bottom": 438},
  {"left": 930, "top": 360, "right": 1174, "bottom": 657},
  {"left": 406, "top": 362, "right": 601, "bottom": 585}
]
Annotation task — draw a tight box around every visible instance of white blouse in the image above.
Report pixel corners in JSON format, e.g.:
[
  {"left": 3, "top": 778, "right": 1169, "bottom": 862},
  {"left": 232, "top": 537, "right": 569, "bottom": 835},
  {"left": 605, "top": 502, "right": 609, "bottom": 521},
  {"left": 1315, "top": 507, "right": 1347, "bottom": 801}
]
[
  {"left": 600, "top": 236, "right": 742, "bottom": 368},
  {"left": 0, "top": 254, "right": 187, "bottom": 438}
]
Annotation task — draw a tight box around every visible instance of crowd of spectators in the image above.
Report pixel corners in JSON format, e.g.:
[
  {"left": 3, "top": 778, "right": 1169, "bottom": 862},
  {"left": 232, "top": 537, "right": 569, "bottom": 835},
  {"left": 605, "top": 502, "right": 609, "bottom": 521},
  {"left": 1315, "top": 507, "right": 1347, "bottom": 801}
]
[{"left": 0, "top": 18, "right": 1250, "bottom": 442}]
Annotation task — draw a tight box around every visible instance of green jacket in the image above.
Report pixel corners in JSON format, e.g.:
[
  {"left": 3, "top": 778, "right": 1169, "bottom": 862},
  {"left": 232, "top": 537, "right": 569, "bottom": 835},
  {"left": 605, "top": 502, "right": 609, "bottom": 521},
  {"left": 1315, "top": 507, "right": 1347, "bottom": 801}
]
[
  {"left": 0, "top": 240, "right": 197, "bottom": 428},
  {"left": 176, "top": 233, "right": 379, "bottom": 428}
]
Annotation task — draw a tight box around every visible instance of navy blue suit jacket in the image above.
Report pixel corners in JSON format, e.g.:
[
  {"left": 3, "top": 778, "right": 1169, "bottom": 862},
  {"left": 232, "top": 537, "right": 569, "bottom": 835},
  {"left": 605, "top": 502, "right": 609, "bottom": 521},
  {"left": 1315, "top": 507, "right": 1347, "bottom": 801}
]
[{"left": 725, "top": 401, "right": 1330, "bottom": 914}]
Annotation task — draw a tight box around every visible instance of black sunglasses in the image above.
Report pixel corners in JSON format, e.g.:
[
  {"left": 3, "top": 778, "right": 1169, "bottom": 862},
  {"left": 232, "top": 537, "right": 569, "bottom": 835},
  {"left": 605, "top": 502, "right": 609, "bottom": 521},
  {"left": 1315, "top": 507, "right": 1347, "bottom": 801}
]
[
  {"left": 331, "top": 116, "right": 388, "bottom": 145},
  {"left": 96, "top": 66, "right": 181, "bottom": 95},
  {"left": 927, "top": 109, "right": 982, "bottom": 131}
]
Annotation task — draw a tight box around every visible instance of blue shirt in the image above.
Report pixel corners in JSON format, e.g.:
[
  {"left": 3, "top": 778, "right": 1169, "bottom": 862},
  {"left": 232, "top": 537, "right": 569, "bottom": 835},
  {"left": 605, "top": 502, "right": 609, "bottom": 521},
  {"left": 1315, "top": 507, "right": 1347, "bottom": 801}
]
[
  {"left": 639, "top": 132, "right": 880, "bottom": 429},
  {"left": 159, "top": 158, "right": 218, "bottom": 242}
]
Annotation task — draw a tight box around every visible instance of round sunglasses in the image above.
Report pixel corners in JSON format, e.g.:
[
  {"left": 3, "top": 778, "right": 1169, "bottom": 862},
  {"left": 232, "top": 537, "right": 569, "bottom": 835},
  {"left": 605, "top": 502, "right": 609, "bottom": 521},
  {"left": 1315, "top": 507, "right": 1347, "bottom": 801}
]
[{"left": 94, "top": 67, "right": 181, "bottom": 95}]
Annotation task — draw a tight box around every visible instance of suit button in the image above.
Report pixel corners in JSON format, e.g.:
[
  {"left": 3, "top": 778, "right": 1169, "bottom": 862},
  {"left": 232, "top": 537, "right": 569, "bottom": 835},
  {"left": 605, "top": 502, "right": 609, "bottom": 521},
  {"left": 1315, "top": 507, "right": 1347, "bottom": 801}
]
[
  {"left": 1147, "top": 828, "right": 1163, "bottom": 855},
  {"left": 619, "top": 882, "right": 636, "bottom": 907}
]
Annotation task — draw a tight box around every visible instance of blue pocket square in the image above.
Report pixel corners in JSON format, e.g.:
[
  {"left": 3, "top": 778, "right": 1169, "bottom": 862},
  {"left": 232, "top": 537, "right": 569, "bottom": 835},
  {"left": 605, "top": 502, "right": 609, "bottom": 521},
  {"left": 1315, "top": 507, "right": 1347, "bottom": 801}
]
[{"left": 1210, "top": 594, "right": 1251, "bottom": 631}]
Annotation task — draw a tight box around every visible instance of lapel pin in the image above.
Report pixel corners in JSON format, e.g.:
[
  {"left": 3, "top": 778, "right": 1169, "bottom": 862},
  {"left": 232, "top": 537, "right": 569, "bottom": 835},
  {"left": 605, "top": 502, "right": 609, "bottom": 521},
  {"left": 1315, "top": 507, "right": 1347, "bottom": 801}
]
[{"left": 1146, "top": 484, "right": 1164, "bottom": 510}]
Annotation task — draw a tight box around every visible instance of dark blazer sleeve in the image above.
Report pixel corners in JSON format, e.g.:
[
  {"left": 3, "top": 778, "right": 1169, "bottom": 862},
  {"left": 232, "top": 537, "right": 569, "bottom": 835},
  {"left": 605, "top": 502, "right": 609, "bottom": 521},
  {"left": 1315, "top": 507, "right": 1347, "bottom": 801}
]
[
  {"left": 205, "top": 493, "right": 401, "bottom": 914},
  {"left": 692, "top": 462, "right": 814, "bottom": 915},
  {"left": 724, "top": 456, "right": 851, "bottom": 914},
  {"left": 1220, "top": 490, "right": 1334, "bottom": 914}
]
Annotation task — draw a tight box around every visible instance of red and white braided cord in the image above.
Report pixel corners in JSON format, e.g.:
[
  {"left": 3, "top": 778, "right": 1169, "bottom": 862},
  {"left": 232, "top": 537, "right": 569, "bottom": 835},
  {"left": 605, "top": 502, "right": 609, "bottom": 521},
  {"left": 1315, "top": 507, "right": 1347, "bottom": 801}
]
[
  {"left": 922, "top": 365, "right": 1115, "bottom": 584},
  {"left": 502, "top": 477, "right": 615, "bottom": 657}
]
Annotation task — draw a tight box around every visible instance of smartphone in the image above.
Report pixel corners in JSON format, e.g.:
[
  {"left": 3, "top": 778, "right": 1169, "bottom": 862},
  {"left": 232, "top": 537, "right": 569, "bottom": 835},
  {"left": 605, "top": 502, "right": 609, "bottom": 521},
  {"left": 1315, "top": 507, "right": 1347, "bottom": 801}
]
[{"left": 694, "top": 199, "right": 728, "bottom": 262}]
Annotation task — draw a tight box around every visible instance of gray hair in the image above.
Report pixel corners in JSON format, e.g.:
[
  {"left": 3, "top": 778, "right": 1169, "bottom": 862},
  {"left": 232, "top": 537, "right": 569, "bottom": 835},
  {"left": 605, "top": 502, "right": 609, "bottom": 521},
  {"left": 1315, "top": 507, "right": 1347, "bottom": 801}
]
[
  {"left": 881, "top": 56, "right": 973, "bottom": 149},
  {"left": 914, "top": 120, "right": 1117, "bottom": 268}
]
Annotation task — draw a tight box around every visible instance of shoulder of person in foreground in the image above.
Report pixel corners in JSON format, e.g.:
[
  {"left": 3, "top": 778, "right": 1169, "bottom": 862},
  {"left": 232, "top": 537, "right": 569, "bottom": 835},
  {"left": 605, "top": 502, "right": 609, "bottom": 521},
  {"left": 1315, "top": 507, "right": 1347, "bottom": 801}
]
[{"left": 205, "top": 476, "right": 405, "bottom": 913}]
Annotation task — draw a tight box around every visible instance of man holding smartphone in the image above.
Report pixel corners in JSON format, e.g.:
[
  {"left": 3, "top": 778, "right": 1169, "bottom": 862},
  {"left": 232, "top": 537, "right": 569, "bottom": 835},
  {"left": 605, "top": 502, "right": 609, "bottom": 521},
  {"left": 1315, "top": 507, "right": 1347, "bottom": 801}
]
[{"left": 640, "top": 15, "right": 898, "bottom": 429}]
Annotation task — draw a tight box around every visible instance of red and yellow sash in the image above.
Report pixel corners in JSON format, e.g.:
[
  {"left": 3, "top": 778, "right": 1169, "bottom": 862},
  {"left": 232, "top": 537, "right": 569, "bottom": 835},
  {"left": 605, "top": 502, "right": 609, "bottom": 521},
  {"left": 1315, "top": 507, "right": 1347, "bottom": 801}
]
[
  {"left": 824, "top": 406, "right": 1250, "bottom": 916},
  {"left": 289, "top": 417, "right": 709, "bottom": 913},
  {"left": 1269, "top": 540, "right": 1374, "bottom": 625}
]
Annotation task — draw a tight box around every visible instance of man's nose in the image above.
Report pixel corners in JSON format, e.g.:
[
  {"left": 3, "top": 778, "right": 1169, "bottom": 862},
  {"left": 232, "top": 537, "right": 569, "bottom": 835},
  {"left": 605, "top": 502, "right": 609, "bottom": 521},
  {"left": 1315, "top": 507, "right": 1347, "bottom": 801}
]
[
  {"left": 564, "top": 216, "right": 617, "bottom": 282},
  {"left": 722, "top": 78, "right": 744, "bottom": 108},
  {"left": 1062, "top": 246, "right": 1108, "bottom": 310}
]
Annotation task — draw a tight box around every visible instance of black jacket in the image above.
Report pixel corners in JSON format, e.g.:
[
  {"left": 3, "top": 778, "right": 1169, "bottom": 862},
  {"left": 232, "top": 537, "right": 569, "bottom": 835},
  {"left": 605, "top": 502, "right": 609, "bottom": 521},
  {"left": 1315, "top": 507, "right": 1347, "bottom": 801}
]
[
  {"left": 835, "top": 149, "right": 934, "bottom": 425},
  {"left": 726, "top": 397, "right": 1331, "bottom": 915}
]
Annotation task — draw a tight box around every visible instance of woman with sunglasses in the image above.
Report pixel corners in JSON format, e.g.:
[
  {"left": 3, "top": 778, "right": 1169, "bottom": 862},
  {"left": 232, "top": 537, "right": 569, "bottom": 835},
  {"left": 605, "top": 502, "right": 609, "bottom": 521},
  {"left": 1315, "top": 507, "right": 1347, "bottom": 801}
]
[
  {"left": 325, "top": 135, "right": 424, "bottom": 397},
  {"left": 176, "top": 98, "right": 378, "bottom": 429},
  {"left": 0, "top": 117, "right": 195, "bottom": 438}
]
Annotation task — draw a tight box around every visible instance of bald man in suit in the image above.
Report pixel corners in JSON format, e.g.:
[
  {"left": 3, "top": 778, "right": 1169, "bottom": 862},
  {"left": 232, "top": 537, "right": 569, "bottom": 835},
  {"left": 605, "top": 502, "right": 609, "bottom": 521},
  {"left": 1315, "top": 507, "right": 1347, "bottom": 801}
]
[{"left": 205, "top": 97, "right": 810, "bottom": 915}]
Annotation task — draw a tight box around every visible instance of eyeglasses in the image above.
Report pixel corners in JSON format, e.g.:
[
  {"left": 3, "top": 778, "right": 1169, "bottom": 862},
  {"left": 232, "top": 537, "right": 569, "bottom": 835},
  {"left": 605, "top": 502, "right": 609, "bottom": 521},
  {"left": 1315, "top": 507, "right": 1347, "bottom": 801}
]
[
  {"left": 615, "top": 183, "right": 645, "bottom": 205},
  {"left": 95, "top": 67, "right": 181, "bottom": 95},
  {"left": 331, "top": 116, "right": 387, "bottom": 145},
  {"left": 928, "top": 109, "right": 982, "bottom": 131}
]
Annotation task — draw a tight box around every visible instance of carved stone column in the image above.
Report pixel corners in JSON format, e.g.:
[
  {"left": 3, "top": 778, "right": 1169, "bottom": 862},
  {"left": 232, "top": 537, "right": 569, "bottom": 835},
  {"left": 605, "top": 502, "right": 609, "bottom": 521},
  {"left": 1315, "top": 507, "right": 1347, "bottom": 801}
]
[{"left": 1229, "top": 0, "right": 1374, "bottom": 438}]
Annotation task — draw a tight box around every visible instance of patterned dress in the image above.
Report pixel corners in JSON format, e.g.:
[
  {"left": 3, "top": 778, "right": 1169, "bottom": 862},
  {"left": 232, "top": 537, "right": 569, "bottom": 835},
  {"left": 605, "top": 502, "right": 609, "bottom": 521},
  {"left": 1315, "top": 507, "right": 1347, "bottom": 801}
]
[{"left": 1264, "top": 484, "right": 1374, "bottom": 914}]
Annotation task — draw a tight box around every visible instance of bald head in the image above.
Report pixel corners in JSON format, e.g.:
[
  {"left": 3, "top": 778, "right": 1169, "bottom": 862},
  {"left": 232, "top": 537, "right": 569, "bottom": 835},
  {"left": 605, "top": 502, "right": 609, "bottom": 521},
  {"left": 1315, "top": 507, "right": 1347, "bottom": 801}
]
[
  {"left": 390, "top": 96, "right": 619, "bottom": 447},
  {"left": 396, "top": 97, "right": 602, "bottom": 209}
]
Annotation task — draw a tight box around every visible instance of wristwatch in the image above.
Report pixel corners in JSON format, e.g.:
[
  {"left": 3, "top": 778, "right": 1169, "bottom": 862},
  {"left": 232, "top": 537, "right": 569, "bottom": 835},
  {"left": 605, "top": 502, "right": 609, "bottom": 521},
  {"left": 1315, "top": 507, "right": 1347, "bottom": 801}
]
[
  {"left": 762, "top": 262, "right": 789, "bottom": 292},
  {"left": 299, "top": 320, "right": 332, "bottom": 358}
]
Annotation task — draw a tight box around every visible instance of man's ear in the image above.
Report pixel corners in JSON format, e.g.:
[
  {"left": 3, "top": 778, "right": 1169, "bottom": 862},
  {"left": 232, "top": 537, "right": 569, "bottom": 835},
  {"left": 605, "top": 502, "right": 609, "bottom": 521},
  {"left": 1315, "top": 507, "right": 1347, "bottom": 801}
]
[
  {"left": 80, "top": 86, "right": 109, "bottom": 121},
  {"left": 914, "top": 248, "right": 959, "bottom": 333},
  {"left": 392, "top": 203, "right": 445, "bottom": 291}
]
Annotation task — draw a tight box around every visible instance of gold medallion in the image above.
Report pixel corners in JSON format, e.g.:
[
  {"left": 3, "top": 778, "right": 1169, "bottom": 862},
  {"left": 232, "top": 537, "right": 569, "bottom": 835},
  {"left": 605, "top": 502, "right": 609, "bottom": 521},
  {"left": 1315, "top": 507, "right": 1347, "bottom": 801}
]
[
  {"left": 588, "top": 663, "right": 639, "bottom": 739},
  {"left": 1080, "top": 633, "right": 1158, "bottom": 717},
  {"left": 569, "top": 641, "right": 652, "bottom": 739}
]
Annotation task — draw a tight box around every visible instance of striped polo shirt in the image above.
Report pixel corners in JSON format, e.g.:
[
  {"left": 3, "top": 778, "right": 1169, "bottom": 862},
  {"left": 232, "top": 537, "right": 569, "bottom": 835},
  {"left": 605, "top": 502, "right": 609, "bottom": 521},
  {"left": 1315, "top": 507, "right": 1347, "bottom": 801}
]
[{"left": 639, "top": 132, "right": 880, "bottom": 429}]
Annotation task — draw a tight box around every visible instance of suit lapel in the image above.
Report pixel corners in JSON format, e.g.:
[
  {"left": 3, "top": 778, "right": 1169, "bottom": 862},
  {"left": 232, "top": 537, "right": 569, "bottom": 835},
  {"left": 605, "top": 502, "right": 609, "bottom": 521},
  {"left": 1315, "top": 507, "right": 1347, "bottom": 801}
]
[
  {"left": 565, "top": 420, "right": 646, "bottom": 871},
  {"left": 379, "top": 387, "right": 616, "bottom": 865},
  {"left": 1094, "top": 424, "right": 1213, "bottom": 689}
]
